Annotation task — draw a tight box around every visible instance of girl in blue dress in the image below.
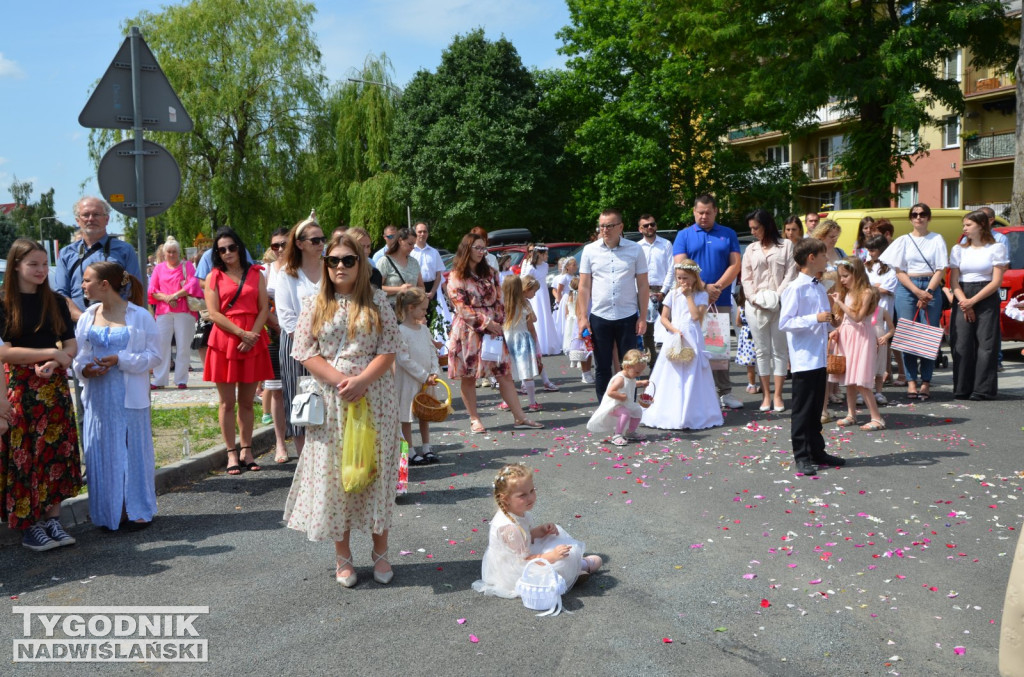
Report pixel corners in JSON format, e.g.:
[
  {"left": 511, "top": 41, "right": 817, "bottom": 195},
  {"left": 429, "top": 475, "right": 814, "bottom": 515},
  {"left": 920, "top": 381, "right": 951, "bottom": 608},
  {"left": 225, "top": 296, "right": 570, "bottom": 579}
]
[{"left": 74, "top": 262, "right": 161, "bottom": 530}]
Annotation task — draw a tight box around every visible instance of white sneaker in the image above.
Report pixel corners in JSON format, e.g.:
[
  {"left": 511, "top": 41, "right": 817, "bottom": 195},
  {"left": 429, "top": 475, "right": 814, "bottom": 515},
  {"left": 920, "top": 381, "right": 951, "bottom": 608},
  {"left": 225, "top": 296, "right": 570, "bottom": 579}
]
[
  {"left": 874, "top": 392, "right": 888, "bottom": 405},
  {"left": 720, "top": 393, "right": 743, "bottom": 409},
  {"left": 582, "top": 371, "right": 595, "bottom": 384}
]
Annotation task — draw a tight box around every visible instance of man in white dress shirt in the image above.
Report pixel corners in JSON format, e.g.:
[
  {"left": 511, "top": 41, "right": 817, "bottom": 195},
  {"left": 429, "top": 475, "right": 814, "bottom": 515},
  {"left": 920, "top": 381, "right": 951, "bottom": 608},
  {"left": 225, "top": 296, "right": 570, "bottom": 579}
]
[
  {"left": 636, "top": 213, "right": 674, "bottom": 362},
  {"left": 578, "top": 209, "right": 650, "bottom": 398},
  {"left": 411, "top": 222, "right": 445, "bottom": 296}
]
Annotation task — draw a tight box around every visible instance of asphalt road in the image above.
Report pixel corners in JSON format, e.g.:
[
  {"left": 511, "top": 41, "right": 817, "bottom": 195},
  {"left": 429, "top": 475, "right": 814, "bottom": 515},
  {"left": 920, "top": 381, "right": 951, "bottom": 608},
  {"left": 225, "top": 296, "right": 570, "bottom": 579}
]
[{"left": 2, "top": 350, "right": 1023, "bottom": 677}]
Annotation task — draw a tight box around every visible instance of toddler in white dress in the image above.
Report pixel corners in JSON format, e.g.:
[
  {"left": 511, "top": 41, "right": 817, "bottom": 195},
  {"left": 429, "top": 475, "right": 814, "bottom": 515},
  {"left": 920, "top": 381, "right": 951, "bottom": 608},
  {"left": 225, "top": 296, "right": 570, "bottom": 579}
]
[
  {"left": 472, "top": 463, "right": 601, "bottom": 599},
  {"left": 394, "top": 289, "right": 441, "bottom": 465},
  {"left": 586, "top": 349, "right": 648, "bottom": 446}
]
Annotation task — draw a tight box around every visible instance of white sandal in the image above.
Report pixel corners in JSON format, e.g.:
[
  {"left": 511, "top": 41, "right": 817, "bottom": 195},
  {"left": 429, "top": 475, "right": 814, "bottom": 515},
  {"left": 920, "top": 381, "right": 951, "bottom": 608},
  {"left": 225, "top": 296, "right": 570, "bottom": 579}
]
[
  {"left": 371, "top": 549, "right": 393, "bottom": 585},
  {"left": 336, "top": 554, "right": 356, "bottom": 588}
]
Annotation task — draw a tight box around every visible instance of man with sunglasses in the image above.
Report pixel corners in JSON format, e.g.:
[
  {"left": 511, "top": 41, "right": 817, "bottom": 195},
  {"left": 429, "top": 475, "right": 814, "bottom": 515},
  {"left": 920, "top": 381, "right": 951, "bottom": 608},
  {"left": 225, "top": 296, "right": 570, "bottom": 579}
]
[
  {"left": 55, "top": 196, "right": 142, "bottom": 322},
  {"left": 637, "top": 214, "right": 674, "bottom": 361},
  {"left": 372, "top": 225, "right": 399, "bottom": 266}
]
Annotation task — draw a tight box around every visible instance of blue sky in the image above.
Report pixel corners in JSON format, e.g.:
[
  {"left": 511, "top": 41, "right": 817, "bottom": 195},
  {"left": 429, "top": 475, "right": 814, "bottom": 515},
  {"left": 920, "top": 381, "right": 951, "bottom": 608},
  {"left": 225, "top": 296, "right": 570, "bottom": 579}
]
[{"left": 0, "top": 1, "right": 571, "bottom": 225}]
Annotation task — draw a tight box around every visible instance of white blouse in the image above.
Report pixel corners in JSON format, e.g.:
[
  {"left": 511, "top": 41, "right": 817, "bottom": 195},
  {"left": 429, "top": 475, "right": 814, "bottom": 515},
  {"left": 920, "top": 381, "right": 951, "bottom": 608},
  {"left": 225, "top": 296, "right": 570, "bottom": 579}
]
[
  {"left": 275, "top": 268, "right": 321, "bottom": 334},
  {"left": 879, "top": 232, "right": 949, "bottom": 276},
  {"left": 950, "top": 242, "right": 1009, "bottom": 283}
]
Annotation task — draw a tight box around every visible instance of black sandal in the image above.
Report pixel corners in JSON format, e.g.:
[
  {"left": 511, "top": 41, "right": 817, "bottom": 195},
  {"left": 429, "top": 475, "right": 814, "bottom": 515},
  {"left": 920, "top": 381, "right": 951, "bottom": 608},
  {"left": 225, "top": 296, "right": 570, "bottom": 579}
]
[
  {"left": 225, "top": 447, "right": 242, "bottom": 475},
  {"left": 423, "top": 450, "right": 439, "bottom": 464},
  {"left": 409, "top": 452, "right": 428, "bottom": 466},
  {"left": 240, "top": 446, "right": 261, "bottom": 472}
]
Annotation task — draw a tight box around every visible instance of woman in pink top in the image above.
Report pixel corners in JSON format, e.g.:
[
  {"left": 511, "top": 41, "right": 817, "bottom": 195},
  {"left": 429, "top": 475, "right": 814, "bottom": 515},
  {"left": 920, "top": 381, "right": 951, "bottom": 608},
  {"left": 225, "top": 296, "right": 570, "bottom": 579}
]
[{"left": 148, "top": 236, "right": 202, "bottom": 388}]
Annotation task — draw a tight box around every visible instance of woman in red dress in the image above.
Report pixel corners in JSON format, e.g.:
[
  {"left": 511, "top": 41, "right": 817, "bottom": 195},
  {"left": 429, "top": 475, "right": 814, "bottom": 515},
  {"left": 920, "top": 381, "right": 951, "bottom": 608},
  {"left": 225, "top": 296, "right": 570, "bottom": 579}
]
[{"left": 203, "top": 228, "right": 273, "bottom": 475}]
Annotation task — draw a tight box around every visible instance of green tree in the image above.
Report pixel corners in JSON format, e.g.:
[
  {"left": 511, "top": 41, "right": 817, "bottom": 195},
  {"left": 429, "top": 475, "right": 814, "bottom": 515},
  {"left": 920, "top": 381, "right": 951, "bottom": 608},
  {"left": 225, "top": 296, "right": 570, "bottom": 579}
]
[
  {"left": 88, "top": 0, "right": 325, "bottom": 245},
  {"left": 391, "top": 30, "right": 557, "bottom": 246},
  {"left": 6, "top": 178, "right": 73, "bottom": 243},
  {"left": 307, "top": 54, "right": 405, "bottom": 239},
  {"left": 547, "top": 0, "right": 754, "bottom": 230},
  {"left": 0, "top": 212, "right": 19, "bottom": 257},
  {"left": 666, "top": 0, "right": 1017, "bottom": 208}
]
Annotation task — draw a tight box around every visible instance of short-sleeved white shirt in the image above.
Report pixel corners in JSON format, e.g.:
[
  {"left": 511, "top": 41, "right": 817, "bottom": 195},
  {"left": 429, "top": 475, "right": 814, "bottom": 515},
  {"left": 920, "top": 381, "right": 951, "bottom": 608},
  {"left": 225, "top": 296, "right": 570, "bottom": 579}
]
[
  {"left": 949, "top": 242, "right": 1009, "bottom": 283},
  {"left": 879, "top": 232, "right": 949, "bottom": 276},
  {"left": 580, "top": 237, "right": 648, "bottom": 321},
  {"left": 412, "top": 243, "right": 445, "bottom": 283},
  {"left": 638, "top": 236, "right": 674, "bottom": 290}
]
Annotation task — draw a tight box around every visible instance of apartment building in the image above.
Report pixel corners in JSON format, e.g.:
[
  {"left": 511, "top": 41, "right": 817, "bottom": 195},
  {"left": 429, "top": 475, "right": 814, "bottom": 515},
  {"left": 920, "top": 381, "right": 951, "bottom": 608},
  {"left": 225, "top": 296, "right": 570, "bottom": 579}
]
[{"left": 725, "top": 4, "right": 1020, "bottom": 219}]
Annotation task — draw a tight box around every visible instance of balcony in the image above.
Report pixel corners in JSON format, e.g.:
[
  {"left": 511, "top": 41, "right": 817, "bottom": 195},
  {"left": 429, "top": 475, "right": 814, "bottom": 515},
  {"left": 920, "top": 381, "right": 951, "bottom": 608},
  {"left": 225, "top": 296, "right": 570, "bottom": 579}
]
[
  {"left": 800, "top": 156, "right": 843, "bottom": 182},
  {"left": 963, "top": 129, "right": 1015, "bottom": 163},
  {"left": 964, "top": 67, "right": 1014, "bottom": 97}
]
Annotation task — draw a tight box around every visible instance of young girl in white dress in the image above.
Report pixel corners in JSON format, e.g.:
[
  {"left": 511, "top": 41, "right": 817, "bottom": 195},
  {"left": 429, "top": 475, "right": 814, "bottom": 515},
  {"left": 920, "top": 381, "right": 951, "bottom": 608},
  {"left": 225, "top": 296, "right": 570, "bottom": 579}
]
[
  {"left": 641, "top": 262, "right": 723, "bottom": 431},
  {"left": 520, "top": 245, "right": 560, "bottom": 355},
  {"left": 472, "top": 463, "right": 601, "bottom": 598},
  {"left": 394, "top": 288, "right": 441, "bottom": 465},
  {"left": 587, "top": 349, "right": 649, "bottom": 446},
  {"left": 562, "top": 277, "right": 594, "bottom": 384}
]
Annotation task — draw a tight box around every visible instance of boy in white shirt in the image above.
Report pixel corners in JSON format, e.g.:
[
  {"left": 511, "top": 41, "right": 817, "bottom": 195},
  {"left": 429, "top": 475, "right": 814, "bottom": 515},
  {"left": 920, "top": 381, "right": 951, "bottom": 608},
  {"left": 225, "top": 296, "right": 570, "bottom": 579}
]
[{"left": 779, "top": 238, "right": 844, "bottom": 477}]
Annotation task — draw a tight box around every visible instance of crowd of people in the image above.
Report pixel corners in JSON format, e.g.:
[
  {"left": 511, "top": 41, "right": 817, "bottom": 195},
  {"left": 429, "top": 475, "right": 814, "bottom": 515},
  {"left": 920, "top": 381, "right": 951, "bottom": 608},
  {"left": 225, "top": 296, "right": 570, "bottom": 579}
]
[{"left": 0, "top": 195, "right": 1015, "bottom": 598}]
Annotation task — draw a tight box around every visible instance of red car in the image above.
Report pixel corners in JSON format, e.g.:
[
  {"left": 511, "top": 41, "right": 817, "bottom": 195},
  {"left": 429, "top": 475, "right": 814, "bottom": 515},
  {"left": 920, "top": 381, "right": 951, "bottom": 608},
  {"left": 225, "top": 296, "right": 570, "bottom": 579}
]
[{"left": 940, "top": 225, "right": 1024, "bottom": 341}]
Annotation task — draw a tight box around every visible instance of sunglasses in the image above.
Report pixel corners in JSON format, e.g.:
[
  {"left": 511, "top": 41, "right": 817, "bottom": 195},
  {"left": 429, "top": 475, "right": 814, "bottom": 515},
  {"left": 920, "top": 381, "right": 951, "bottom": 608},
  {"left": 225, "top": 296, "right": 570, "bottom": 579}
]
[
  {"left": 641, "top": 222, "right": 657, "bottom": 228},
  {"left": 324, "top": 255, "right": 359, "bottom": 269},
  {"left": 270, "top": 242, "right": 286, "bottom": 251},
  {"left": 217, "top": 244, "right": 239, "bottom": 254},
  {"left": 302, "top": 236, "right": 327, "bottom": 245},
  {"left": 910, "top": 212, "right": 928, "bottom": 219}
]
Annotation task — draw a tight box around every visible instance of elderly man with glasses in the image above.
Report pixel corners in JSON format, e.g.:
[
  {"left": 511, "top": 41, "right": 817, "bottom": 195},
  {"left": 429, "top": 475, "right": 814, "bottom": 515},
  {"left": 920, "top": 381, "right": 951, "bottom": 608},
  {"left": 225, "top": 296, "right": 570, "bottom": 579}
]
[{"left": 578, "top": 209, "right": 650, "bottom": 398}]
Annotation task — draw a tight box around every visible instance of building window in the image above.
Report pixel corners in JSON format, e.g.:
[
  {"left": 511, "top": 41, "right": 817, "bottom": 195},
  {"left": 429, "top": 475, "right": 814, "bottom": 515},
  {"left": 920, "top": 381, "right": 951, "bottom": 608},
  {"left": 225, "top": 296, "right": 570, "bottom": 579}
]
[
  {"left": 897, "top": 183, "right": 918, "bottom": 208},
  {"left": 897, "top": 128, "right": 920, "bottom": 155},
  {"left": 766, "top": 145, "right": 790, "bottom": 166},
  {"left": 943, "top": 116, "right": 960, "bottom": 148},
  {"left": 944, "top": 50, "right": 962, "bottom": 82},
  {"left": 942, "top": 179, "right": 960, "bottom": 209}
]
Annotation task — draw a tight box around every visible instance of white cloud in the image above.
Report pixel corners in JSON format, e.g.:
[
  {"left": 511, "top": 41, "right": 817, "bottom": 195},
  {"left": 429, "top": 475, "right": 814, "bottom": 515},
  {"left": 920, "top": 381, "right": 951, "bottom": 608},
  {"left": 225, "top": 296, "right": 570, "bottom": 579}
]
[{"left": 0, "top": 52, "right": 26, "bottom": 79}]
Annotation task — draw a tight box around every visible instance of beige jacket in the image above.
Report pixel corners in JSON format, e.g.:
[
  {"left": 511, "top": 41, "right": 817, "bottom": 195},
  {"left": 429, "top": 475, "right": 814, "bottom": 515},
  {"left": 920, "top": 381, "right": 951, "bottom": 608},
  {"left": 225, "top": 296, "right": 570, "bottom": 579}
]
[
  {"left": 1002, "top": 524, "right": 1024, "bottom": 675},
  {"left": 740, "top": 239, "right": 797, "bottom": 303}
]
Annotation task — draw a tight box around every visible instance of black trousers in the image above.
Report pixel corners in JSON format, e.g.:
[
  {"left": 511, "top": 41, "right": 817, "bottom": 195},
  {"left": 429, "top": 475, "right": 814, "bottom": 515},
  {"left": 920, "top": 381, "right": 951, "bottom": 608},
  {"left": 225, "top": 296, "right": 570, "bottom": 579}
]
[
  {"left": 790, "top": 367, "right": 827, "bottom": 464},
  {"left": 951, "top": 282, "right": 1001, "bottom": 399},
  {"left": 590, "top": 312, "right": 639, "bottom": 399}
]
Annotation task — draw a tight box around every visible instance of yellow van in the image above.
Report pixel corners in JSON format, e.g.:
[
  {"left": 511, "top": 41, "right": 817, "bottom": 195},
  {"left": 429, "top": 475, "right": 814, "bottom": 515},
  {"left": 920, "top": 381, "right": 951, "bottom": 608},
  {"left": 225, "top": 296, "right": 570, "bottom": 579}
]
[{"left": 822, "top": 208, "right": 1010, "bottom": 255}]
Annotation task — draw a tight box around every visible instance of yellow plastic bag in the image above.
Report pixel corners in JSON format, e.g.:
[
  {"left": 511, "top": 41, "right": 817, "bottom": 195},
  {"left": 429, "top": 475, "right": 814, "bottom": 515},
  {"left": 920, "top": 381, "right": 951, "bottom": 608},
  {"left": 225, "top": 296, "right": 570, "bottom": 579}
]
[{"left": 342, "top": 397, "right": 377, "bottom": 493}]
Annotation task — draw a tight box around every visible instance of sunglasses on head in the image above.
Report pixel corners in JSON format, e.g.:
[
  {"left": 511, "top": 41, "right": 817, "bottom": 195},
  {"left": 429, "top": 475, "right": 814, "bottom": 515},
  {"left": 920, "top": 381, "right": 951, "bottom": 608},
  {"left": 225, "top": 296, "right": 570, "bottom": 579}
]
[
  {"left": 270, "top": 242, "right": 286, "bottom": 251},
  {"left": 324, "top": 254, "right": 359, "bottom": 269},
  {"left": 217, "top": 244, "right": 239, "bottom": 254},
  {"left": 302, "top": 236, "right": 326, "bottom": 245}
]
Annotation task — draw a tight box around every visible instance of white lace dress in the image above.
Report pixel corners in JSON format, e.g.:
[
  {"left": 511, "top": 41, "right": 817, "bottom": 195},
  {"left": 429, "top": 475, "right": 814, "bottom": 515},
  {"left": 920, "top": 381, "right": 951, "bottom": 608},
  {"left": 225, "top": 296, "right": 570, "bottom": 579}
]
[
  {"left": 521, "top": 261, "right": 561, "bottom": 355},
  {"left": 472, "top": 510, "right": 585, "bottom": 598},
  {"left": 586, "top": 372, "right": 643, "bottom": 433},
  {"left": 395, "top": 323, "right": 440, "bottom": 424}
]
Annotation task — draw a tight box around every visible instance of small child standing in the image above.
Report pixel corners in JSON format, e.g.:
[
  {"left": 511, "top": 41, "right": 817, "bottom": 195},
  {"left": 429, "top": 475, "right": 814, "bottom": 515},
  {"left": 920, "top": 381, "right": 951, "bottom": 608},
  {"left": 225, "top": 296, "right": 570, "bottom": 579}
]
[
  {"left": 734, "top": 295, "right": 759, "bottom": 394},
  {"left": 394, "top": 289, "right": 441, "bottom": 465},
  {"left": 780, "top": 238, "right": 843, "bottom": 477},
  {"left": 642, "top": 262, "right": 723, "bottom": 431},
  {"left": 522, "top": 277, "right": 558, "bottom": 392},
  {"left": 830, "top": 257, "right": 886, "bottom": 431},
  {"left": 472, "top": 463, "right": 601, "bottom": 599},
  {"left": 586, "top": 349, "right": 648, "bottom": 446},
  {"left": 501, "top": 276, "right": 542, "bottom": 412},
  {"left": 870, "top": 303, "right": 895, "bottom": 405},
  {"left": 563, "top": 277, "right": 595, "bottom": 384}
]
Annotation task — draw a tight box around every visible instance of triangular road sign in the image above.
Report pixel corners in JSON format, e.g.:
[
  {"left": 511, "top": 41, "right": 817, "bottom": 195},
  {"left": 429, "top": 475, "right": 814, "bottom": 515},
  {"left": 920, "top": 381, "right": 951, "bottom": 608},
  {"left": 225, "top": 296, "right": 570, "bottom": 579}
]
[{"left": 79, "top": 34, "right": 193, "bottom": 132}]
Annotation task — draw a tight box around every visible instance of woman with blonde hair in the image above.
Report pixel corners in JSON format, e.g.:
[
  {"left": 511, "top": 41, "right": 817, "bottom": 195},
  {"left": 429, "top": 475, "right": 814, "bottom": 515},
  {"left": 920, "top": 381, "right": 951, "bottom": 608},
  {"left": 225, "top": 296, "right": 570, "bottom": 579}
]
[
  {"left": 284, "top": 232, "right": 402, "bottom": 587},
  {"left": 274, "top": 212, "right": 325, "bottom": 457},
  {"left": 148, "top": 235, "right": 201, "bottom": 389}
]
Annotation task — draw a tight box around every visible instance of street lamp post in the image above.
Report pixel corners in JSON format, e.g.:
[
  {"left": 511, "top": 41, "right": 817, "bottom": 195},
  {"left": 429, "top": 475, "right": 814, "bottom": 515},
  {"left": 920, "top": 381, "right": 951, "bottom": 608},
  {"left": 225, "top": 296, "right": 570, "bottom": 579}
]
[{"left": 38, "top": 216, "right": 64, "bottom": 266}]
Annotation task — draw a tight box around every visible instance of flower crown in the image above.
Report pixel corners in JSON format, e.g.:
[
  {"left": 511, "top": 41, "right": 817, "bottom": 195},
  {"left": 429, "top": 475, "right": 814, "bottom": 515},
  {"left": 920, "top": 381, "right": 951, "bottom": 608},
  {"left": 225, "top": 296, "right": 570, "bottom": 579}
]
[
  {"left": 674, "top": 261, "right": 701, "bottom": 275},
  {"left": 532, "top": 245, "right": 548, "bottom": 252},
  {"left": 621, "top": 353, "right": 649, "bottom": 367}
]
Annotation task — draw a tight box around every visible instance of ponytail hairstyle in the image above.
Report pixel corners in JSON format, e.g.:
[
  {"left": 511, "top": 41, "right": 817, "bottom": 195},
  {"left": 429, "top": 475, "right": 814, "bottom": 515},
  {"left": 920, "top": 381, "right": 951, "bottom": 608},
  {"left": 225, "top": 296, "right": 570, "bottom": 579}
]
[
  {"left": 88, "top": 261, "right": 146, "bottom": 307},
  {"left": 395, "top": 287, "right": 428, "bottom": 324},
  {"left": 2, "top": 238, "right": 66, "bottom": 339},
  {"left": 864, "top": 236, "right": 890, "bottom": 274}
]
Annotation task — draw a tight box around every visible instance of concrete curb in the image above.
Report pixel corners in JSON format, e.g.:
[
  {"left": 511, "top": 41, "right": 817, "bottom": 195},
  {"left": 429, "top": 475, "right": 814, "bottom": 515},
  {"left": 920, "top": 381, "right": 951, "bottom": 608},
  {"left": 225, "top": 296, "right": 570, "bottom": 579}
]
[{"left": 1, "top": 425, "right": 278, "bottom": 545}]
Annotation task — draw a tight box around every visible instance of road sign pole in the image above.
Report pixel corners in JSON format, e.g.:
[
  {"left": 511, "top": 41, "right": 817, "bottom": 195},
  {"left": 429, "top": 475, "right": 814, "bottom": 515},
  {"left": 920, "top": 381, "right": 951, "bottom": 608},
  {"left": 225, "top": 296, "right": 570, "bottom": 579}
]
[{"left": 130, "top": 26, "right": 148, "bottom": 289}]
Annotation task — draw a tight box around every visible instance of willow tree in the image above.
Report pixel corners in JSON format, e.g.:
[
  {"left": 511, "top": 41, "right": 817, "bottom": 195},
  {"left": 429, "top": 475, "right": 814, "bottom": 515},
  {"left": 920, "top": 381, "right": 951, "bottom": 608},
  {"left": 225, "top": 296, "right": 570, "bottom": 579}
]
[
  {"left": 88, "top": 0, "right": 325, "bottom": 245},
  {"left": 309, "top": 54, "right": 404, "bottom": 238}
]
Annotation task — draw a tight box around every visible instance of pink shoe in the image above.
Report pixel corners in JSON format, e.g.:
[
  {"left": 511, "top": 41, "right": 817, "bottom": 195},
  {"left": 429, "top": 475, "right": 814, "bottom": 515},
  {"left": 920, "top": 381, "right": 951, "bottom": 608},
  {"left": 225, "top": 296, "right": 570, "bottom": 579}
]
[
  {"left": 527, "top": 403, "right": 542, "bottom": 412},
  {"left": 497, "top": 402, "right": 510, "bottom": 410}
]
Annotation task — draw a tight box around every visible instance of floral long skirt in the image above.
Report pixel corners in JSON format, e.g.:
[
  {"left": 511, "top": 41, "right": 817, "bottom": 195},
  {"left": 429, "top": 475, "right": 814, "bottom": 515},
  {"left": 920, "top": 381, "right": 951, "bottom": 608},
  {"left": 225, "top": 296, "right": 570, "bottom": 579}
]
[{"left": 0, "top": 365, "right": 82, "bottom": 530}]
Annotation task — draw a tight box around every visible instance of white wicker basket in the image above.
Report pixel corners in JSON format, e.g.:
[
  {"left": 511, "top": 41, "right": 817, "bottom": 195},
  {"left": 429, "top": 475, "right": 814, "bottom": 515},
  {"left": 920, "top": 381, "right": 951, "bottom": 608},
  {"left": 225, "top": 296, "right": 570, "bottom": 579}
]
[{"left": 516, "top": 559, "right": 568, "bottom": 616}]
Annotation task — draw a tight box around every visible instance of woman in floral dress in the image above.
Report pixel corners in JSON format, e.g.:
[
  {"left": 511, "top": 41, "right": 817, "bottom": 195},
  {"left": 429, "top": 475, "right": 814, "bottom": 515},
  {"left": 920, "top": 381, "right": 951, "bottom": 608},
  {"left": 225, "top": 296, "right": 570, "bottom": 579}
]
[
  {"left": 446, "top": 233, "right": 543, "bottom": 435},
  {"left": 284, "top": 233, "right": 402, "bottom": 588}
]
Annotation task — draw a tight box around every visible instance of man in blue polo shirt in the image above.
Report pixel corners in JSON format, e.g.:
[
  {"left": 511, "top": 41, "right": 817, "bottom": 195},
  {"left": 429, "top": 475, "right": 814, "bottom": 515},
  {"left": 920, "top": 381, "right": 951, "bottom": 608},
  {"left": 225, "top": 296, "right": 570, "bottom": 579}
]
[
  {"left": 55, "top": 196, "right": 141, "bottom": 322},
  {"left": 672, "top": 194, "right": 743, "bottom": 409}
]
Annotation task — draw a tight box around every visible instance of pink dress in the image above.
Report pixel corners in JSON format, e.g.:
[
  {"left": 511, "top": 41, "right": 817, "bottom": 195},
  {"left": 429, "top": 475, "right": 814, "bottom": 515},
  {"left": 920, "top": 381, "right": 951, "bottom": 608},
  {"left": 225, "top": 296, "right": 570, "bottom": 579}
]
[{"left": 838, "top": 292, "right": 876, "bottom": 389}]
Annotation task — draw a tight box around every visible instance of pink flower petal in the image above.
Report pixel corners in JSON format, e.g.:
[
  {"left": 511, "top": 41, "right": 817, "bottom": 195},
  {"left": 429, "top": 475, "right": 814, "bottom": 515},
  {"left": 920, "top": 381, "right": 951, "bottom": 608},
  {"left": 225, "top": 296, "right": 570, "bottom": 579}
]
[
  {"left": 953, "top": 646, "right": 965, "bottom": 655},
  {"left": 457, "top": 618, "right": 467, "bottom": 625},
  {"left": 469, "top": 634, "right": 479, "bottom": 643}
]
